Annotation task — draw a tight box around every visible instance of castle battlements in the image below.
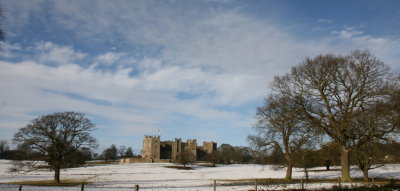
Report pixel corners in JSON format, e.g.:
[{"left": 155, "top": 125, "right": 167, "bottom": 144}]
[{"left": 141, "top": 136, "right": 217, "bottom": 162}]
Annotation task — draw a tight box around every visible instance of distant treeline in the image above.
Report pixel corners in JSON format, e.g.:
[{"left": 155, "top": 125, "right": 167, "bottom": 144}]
[{"left": 2, "top": 140, "right": 400, "bottom": 166}]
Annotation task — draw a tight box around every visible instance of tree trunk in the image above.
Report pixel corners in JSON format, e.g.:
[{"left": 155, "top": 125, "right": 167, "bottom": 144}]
[
  {"left": 363, "top": 168, "right": 369, "bottom": 182},
  {"left": 340, "top": 147, "right": 351, "bottom": 182},
  {"left": 285, "top": 163, "right": 293, "bottom": 180},
  {"left": 304, "top": 166, "right": 309, "bottom": 181},
  {"left": 284, "top": 154, "right": 293, "bottom": 180},
  {"left": 325, "top": 160, "right": 331, "bottom": 171},
  {"left": 54, "top": 167, "right": 61, "bottom": 184}
]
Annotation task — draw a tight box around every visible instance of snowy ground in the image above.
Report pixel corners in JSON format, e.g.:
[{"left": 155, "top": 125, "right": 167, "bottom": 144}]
[{"left": 0, "top": 160, "right": 399, "bottom": 191}]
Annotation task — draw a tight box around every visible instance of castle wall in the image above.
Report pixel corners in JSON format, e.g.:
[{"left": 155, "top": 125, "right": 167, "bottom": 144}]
[
  {"left": 160, "top": 141, "right": 172, "bottom": 159},
  {"left": 171, "top": 138, "right": 182, "bottom": 160},
  {"left": 139, "top": 136, "right": 217, "bottom": 163}
]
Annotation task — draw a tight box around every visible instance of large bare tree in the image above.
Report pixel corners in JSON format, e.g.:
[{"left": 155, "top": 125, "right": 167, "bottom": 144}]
[
  {"left": 272, "top": 50, "right": 398, "bottom": 182},
  {"left": 249, "top": 94, "right": 318, "bottom": 180},
  {"left": 13, "top": 112, "right": 98, "bottom": 183}
]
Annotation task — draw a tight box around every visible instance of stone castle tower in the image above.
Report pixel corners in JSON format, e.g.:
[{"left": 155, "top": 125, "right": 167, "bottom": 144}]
[
  {"left": 202, "top": 141, "right": 217, "bottom": 154},
  {"left": 142, "top": 135, "right": 160, "bottom": 160},
  {"left": 186, "top": 139, "right": 197, "bottom": 159}
]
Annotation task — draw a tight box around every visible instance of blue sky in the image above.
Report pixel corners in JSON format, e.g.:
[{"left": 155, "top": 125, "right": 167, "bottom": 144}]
[{"left": 1, "top": 0, "right": 399, "bottom": 153}]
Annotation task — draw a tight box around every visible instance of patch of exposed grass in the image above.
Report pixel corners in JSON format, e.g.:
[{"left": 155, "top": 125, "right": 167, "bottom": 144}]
[
  {"left": 36, "top": 165, "right": 52, "bottom": 169},
  {"left": 330, "top": 184, "right": 400, "bottom": 191},
  {"left": 85, "top": 160, "right": 117, "bottom": 165},
  {"left": 216, "top": 178, "right": 400, "bottom": 186},
  {"left": 196, "top": 163, "right": 217, "bottom": 167},
  {"left": 4, "top": 179, "right": 91, "bottom": 186},
  {"left": 214, "top": 178, "right": 400, "bottom": 191},
  {"left": 303, "top": 169, "right": 341, "bottom": 172},
  {"left": 164, "top": 165, "right": 193, "bottom": 170}
]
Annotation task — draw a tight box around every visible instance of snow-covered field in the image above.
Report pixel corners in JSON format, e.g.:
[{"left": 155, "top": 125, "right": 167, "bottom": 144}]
[{"left": 0, "top": 160, "right": 399, "bottom": 191}]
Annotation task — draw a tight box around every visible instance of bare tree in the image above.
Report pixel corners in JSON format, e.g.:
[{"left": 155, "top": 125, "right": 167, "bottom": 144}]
[
  {"left": 233, "top": 146, "right": 254, "bottom": 164},
  {"left": 353, "top": 142, "right": 386, "bottom": 181},
  {"left": 295, "top": 148, "right": 319, "bottom": 181},
  {"left": 249, "top": 94, "right": 318, "bottom": 180},
  {"left": 205, "top": 150, "right": 218, "bottom": 167},
  {"left": 272, "top": 50, "right": 398, "bottom": 182},
  {"left": 125, "top": 147, "right": 134, "bottom": 158},
  {"left": 177, "top": 149, "right": 195, "bottom": 168},
  {"left": 390, "top": 75, "right": 400, "bottom": 131},
  {"left": 350, "top": 103, "right": 396, "bottom": 181},
  {"left": 218, "top": 144, "right": 235, "bottom": 164},
  {"left": 118, "top": 145, "right": 126, "bottom": 159},
  {"left": 12, "top": 112, "right": 98, "bottom": 184},
  {"left": 0, "top": 140, "right": 9, "bottom": 159},
  {"left": 102, "top": 144, "right": 118, "bottom": 162},
  {"left": 319, "top": 141, "right": 342, "bottom": 170}
]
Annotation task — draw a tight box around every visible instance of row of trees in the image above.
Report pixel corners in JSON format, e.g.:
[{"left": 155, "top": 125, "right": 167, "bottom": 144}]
[
  {"left": 260, "top": 141, "right": 400, "bottom": 179},
  {"left": 100, "top": 144, "right": 136, "bottom": 161},
  {"left": 216, "top": 144, "right": 254, "bottom": 164},
  {"left": 249, "top": 50, "right": 400, "bottom": 182},
  {"left": 0, "top": 141, "right": 137, "bottom": 163},
  {"left": 177, "top": 140, "right": 400, "bottom": 173}
]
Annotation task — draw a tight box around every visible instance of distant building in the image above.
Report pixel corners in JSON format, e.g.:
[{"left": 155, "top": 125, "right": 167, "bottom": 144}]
[{"left": 139, "top": 135, "right": 217, "bottom": 162}]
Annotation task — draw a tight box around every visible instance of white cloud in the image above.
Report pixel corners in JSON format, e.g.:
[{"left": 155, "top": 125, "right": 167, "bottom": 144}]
[
  {"left": 0, "top": 43, "right": 22, "bottom": 58},
  {"left": 332, "top": 27, "right": 364, "bottom": 39},
  {"left": 95, "top": 52, "right": 124, "bottom": 65},
  {"left": 0, "top": 55, "right": 247, "bottom": 133},
  {"left": 332, "top": 27, "right": 387, "bottom": 45},
  {"left": 329, "top": 27, "right": 399, "bottom": 70},
  {"left": 1, "top": 0, "right": 46, "bottom": 30},
  {"left": 34, "top": 42, "right": 87, "bottom": 65},
  {"left": 318, "top": 18, "right": 332, "bottom": 24}
]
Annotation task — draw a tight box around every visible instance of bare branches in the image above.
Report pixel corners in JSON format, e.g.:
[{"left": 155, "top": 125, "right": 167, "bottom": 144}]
[
  {"left": 249, "top": 93, "right": 319, "bottom": 180},
  {"left": 12, "top": 111, "right": 98, "bottom": 183},
  {"left": 268, "top": 50, "right": 399, "bottom": 182},
  {"left": 273, "top": 50, "right": 397, "bottom": 148},
  {"left": 256, "top": 50, "right": 399, "bottom": 182}
]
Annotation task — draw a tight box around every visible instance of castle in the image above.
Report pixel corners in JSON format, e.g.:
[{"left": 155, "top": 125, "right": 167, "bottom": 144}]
[{"left": 120, "top": 136, "right": 217, "bottom": 163}]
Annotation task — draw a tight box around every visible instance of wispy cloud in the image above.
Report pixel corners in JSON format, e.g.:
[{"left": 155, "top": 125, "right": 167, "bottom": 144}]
[
  {"left": 34, "top": 42, "right": 87, "bottom": 65},
  {"left": 318, "top": 18, "right": 332, "bottom": 24},
  {"left": 329, "top": 26, "right": 398, "bottom": 69},
  {"left": 332, "top": 26, "right": 364, "bottom": 39},
  {"left": 95, "top": 52, "right": 125, "bottom": 65},
  {"left": 0, "top": 42, "right": 251, "bottom": 146}
]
